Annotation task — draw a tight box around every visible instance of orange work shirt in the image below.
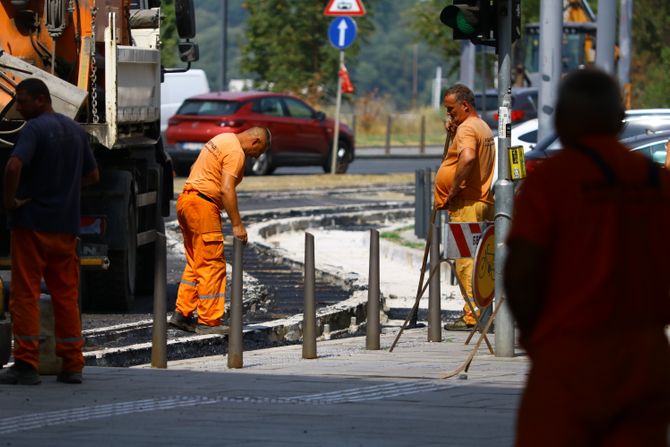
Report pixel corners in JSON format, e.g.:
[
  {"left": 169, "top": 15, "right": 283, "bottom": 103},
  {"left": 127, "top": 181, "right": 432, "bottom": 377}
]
[
  {"left": 434, "top": 115, "right": 495, "bottom": 209},
  {"left": 184, "top": 133, "right": 245, "bottom": 209},
  {"left": 507, "top": 135, "right": 670, "bottom": 349}
]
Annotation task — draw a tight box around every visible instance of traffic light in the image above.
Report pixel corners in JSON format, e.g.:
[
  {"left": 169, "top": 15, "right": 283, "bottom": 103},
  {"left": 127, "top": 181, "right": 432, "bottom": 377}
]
[{"left": 440, "top": 0, "right": 496, "bottom": 47}]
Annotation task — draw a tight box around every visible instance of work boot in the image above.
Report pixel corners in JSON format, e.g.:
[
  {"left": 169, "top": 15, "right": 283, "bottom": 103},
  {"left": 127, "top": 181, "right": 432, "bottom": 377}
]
[
  {"left": 195, "top": 324, "right": 229, "bottom": 335},
  {"left": 444, "top": 319, "right": 474, "bottom": 331},
  {"left": 57, "top": 371, "right": 83, "bottom": 384},
  {"left": 168, "top": 312, "right": 196, "bottom": 332},
  {"left": 0, "top": 360, "right": 41, "bottom": 385}
]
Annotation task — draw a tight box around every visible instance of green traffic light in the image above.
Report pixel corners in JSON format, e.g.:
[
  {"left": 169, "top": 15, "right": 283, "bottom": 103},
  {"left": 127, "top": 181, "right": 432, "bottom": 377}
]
[{"left": 441, "top": 5, "right": 476, "bottom": 35}]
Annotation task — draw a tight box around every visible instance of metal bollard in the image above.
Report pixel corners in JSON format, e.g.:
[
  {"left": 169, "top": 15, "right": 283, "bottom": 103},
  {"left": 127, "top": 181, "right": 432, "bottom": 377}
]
[
  {"left": 428, "top": 224, "right": 442, "bottom": 342},
  {"left": 423, "top": 168, "right": 432, "bottom": 237},
  {"left": 151, "top": 232, "right": 167, "bottom": 368},
  {"left": 385, "top": 115, "right": 392, "bottom": 154},
  {"left": 366, "top": 229, "right": 380, "bottom": 350},
  {"left": 415, "top": 170, "right": 425, "bottom": 238},
  {"left": 303, "top": 233, "right": 317, "bottom": 359},
  {"left": 228, "top": 237, "right": 244, "bottom": 368},
  {"left": 419, "top": 115, "right": 426, "bottom": 154}
]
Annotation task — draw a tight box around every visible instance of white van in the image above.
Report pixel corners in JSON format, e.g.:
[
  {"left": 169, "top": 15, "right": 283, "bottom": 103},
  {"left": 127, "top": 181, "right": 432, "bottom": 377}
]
[{"left": 160, "top": 69, "right": 210, "bottom": 132}]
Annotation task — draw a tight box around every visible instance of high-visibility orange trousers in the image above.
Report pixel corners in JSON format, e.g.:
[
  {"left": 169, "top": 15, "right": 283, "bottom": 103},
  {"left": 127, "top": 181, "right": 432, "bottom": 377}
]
[
  {"left": 10, "top": 229, "right": 84, "bottom": 372},
  {"left": 175, "top": 191, "right": 226, "bottom": 326},
  {"left": 515, "top": 329, "right": 670, "bottom": 447}
]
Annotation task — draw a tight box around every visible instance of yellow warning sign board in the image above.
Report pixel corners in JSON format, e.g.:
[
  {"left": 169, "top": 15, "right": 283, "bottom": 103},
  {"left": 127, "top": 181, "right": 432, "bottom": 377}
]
[{"left": 472, "top": 225, "right": 495, "bottom": 308}]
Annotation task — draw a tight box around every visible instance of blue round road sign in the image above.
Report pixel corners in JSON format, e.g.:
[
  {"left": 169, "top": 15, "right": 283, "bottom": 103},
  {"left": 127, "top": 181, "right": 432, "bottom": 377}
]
[{"left": 328, "top": 17, "right": 357, "bottom": 50}]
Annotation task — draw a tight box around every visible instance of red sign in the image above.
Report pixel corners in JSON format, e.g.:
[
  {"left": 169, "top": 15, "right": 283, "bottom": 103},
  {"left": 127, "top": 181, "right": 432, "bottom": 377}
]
[{"left": 324, "top": 0, "right": 366, "bottom": 16}]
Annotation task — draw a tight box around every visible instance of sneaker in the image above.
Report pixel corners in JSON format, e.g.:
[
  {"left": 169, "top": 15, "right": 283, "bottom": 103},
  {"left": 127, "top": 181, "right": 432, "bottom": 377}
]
[
  {"left": 195, "top": 324, "right": 230, "bottom": 335},
  {"left": 169, "top": 312, "right": 196, "bottom": 332},
  {"left": 0, "top": 362, "right": 41, "bottom": 385},
  {"left": 444, "top": 319, "right": 475, "bottom": 331},
  {"left": 57, "top": 371, "right": 83, "bottom": 384}
]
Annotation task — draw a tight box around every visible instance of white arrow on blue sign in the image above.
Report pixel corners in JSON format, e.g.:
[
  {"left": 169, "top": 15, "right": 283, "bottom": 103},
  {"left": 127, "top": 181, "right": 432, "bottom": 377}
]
[{"left": 328, "top": 17, "right": 357, "bottom": 50}]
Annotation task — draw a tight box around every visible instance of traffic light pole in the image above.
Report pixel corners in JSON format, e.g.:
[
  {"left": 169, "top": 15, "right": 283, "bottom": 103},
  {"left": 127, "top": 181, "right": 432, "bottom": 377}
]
[{"left": 494, "top": 0, "right": 515, "bottom": 358}]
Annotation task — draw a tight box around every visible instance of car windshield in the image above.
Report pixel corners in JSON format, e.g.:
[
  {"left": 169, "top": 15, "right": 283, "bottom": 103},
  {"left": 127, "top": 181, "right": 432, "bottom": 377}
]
[{"left": 177, "top": 100, "right": 239, "bottom": 116}]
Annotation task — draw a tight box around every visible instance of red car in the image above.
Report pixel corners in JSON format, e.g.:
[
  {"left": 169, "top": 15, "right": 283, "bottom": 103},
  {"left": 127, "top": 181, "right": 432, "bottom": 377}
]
[{"left": 165, "top": 91, "right": 355, "bottom": 175}]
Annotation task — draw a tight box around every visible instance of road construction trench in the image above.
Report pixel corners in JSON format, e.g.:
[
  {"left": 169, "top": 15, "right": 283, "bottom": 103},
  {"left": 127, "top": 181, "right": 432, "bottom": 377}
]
[{"left": 80, "top": 211, "right": 409, "bottom": 365}]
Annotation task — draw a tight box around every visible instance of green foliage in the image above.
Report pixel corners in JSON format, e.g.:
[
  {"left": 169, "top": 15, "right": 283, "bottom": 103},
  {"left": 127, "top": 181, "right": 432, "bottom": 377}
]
[
  {"left": 159, "top": 0, "right": 178, "bottom": 68},
  {"left": 239, "top": 0, "right": 375, "bottom": 104},
  {"left": 158, "top": 0, "right": 670, "bottom": 111},
  {"left": 352, "top": 0, "right": 454, "bottom": 110},
  {"left": 631, "top": 0, "right": 670, "bottom": 107}
]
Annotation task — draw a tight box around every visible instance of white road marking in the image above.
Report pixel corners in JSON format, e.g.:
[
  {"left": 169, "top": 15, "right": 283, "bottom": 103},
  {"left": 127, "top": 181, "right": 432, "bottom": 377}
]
[{"left": 0, "top": 381, "right": 458, "bottom": 434}]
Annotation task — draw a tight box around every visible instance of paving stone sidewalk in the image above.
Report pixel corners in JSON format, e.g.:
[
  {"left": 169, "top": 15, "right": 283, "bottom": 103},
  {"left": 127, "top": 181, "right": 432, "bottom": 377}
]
[{"left": 1, "top": 327, "right": 528, "bottom": 447}]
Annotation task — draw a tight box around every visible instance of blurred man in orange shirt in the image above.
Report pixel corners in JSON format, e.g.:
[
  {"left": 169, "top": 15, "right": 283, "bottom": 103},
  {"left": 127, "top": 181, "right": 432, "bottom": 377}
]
[
  {"left": 169, "top": 127, "right": 270, "bottom": 335},
  {"left": 505, "top": 68, "right": 670, "bottom": 446},
  {"left": 434, "top": 84, "right": 495, "bottom": 330}
]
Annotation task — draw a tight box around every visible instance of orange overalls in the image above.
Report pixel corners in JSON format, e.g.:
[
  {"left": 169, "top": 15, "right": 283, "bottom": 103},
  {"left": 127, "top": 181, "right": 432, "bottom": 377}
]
[
  {"left": 175, "top": 190, "right": 226, "bottom": 325},
  {"left": 174, "top": 133, "right": 245, "bottom": 326},
  {"left": 10, "top": 229, "right": 83, "bottom": 372}
]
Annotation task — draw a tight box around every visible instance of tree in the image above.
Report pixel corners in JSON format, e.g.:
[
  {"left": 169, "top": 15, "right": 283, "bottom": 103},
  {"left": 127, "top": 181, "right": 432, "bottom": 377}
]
[
  {"left": 240, "top": 0, "right": 375, "bottom": 104},
  {"left": 159, "top": 0, "right": 178, "bottom": 68},
  {"left": 630, "top": 0, "right": 670, "bottom": 107}
]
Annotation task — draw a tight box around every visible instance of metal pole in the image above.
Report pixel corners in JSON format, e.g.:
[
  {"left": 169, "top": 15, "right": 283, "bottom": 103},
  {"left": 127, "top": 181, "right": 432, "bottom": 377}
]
[
  {"left": 412, "top": 44, "right": 419, "bottom": 109},
  {"left": 480, "top": 46, "right": 486, "bottom": 119},
  {"left": 415, "top": 169, "right": 424, "bottom": 238},
  {"left": 366, "top": 229, "right": 380, "bottom": 350},
  {"left": 221, "top": 0, "right": 228, "bottom": 90},
  {"left": 459, "top": 41, "right": 476, "bottom": 88},
  {"left": 151, "top": 232, "right": 167, "bottom": 368},
  {"left": 227, "top": 237, "right": 244, "bottom": 368},
  {"left": 428, "top": 223, "right": 442, "bottom": 342},
  {"left": 433, "top": 66, "right": 443, "bottom": 110},
  {"left": 420, "top": 115, "right": 426, "bottom": 154},
  {"left": 495, "top": 0, "right": 515, "bottom": 358},
  {"left": 595, "top": 0, "right": 616, "bottom": 74},
  {"left": 303, "top": 233, "right": 317, "bottom": 359},
  {"left": 618, "top": 0, "right": 633, "bottom": 107},
  {"left": 385, "top": 115, "right": 392, "bottom": 154},
  {"left": 330, "top": 51, "right": 344, "bottom": 174},
  {"left": 538, "top": 0, "right": 562, "bottom": 142},
  {"left": 423, "top": 168, "right": 432, "bottom": 238}
]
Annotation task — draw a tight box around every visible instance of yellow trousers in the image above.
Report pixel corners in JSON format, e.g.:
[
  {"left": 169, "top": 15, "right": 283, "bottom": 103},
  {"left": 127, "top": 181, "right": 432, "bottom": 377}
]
[{"left": 448, "top": 197, "right": 494, "bottom": 325}]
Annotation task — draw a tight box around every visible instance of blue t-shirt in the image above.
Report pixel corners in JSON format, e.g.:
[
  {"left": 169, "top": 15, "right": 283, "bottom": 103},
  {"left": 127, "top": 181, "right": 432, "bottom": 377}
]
[{"left": 9, "top": 112, "right": 97, "bottom": 234}]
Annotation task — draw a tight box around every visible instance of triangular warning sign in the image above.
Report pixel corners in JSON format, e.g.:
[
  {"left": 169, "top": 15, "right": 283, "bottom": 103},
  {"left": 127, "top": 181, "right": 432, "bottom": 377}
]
[{"left": 324, "top": 0, "right": 366, "bottom": 16}]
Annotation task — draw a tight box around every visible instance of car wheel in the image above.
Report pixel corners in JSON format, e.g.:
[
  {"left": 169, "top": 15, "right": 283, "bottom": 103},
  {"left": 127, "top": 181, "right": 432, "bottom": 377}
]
[
  {"left": 322, "top": 140, "right": 351, "bottom": 174},
  {"left": 250, "top": 151, "right": 275, "bottom": 176}
]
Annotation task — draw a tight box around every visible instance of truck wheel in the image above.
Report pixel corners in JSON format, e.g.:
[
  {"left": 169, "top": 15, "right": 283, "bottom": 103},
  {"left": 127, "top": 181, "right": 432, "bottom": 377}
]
[
  {"left": 322, "top": 140, "right": 351, "bottom": 174},
  {"left": 82, "top": 186, "right": 137, "bottom": 312}
]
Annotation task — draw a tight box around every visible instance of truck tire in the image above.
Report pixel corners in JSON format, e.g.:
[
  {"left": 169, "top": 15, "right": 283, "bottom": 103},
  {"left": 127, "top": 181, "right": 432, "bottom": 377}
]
[{"left": 82, "top": 178, "right": 137, "bottom": 312}]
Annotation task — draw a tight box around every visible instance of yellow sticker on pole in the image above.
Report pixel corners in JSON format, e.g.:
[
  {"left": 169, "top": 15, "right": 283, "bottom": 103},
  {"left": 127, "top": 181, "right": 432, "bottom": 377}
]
[{"left": 508, "top": 145, "right": 526, "bottom": 180}]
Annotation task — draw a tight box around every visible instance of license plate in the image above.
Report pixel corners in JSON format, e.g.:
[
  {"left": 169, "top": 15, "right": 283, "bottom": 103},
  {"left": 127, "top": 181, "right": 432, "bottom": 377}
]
[{"left": 181, "top": 142, "right": 202, "bottom": 151}]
